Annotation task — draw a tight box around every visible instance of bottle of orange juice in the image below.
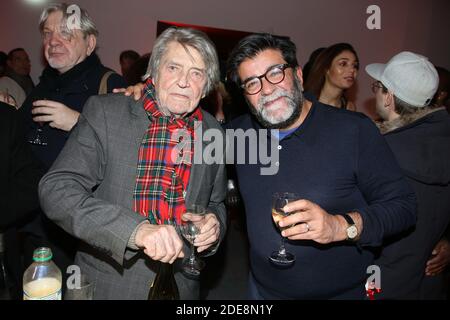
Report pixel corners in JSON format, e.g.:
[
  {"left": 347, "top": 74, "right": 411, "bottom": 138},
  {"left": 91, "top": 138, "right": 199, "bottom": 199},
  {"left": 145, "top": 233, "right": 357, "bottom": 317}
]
[{"left": 23, "top": 247, "right": 62, "bottom": 300}]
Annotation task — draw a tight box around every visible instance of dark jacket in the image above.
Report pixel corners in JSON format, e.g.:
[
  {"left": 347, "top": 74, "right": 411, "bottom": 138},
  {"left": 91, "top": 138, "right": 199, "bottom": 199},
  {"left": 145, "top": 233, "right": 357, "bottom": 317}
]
[
  {"left": 20, "top": 53, "right": 126, "bottom": 170},
  {"left": 0, "top": 102, "right": 43, "bottom": 297},
  {"left": 38, "top": 94, "right": 227, "bottom": 299},
  {"left": 0, "top": 102, "right": 42, "bottom": 229},
  {"left": 375, "top": 108, "right": 450, "bottom": 299}
]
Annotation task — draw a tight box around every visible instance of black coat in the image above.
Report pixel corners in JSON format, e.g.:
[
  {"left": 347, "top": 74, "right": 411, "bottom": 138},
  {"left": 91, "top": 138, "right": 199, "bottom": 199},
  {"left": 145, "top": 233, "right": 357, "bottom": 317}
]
[
  {"left": 0, "top": 102, "right": 44, "bottom": 297},
  {"left": 375, "top": 109, "right": 450, "bottom": 299},
  {"left": 0, "top": 102, "right": 43, "bottom": 229},
  {"left": 20, "top": 53, "right": 126, "bottom": 170}
]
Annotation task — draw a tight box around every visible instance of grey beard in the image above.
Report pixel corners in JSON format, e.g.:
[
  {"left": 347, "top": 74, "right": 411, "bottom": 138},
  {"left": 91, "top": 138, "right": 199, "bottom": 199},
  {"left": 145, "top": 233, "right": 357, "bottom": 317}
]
[{"left": 249, "top": 78, "right": 304, "bottom": 129}]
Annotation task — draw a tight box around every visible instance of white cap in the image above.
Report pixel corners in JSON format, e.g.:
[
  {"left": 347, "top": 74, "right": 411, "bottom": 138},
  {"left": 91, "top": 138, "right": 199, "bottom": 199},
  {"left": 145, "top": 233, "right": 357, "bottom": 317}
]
[{"left": 365, "top": 51, "right": 438, "bottom": 107}]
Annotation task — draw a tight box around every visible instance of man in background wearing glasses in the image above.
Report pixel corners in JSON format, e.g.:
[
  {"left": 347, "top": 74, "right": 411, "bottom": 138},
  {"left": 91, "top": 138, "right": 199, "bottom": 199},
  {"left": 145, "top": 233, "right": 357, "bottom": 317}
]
[
  {"left": 226, "top": 34, "right": 417, "bottom": 299},
  {"left": 367, "top": 51, "right": 450, "bottom": 299}
]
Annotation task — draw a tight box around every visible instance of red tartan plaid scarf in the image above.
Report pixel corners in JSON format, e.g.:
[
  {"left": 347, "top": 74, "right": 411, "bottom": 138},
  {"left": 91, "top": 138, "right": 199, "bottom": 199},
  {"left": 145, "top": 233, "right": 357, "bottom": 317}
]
[{"left": 133, "top": 79, "right": 203, "bottom": 225}]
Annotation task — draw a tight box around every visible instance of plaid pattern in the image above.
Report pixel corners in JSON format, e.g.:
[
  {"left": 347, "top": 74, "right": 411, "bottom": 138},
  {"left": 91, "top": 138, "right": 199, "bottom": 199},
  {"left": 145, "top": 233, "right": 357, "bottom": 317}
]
[{"left": 133, "top": 79, "right": 203, "bottom": 225}]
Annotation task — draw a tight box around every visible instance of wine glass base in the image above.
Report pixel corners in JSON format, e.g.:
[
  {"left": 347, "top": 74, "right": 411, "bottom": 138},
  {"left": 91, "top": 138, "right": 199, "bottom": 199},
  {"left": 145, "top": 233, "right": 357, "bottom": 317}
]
[
  {"left": 269, "top": 251, "right": 295, "bottom": 268},
  {"left": 182, "top": 267, "right": 201, "bottom": 278},
  {"left": 28, "top": 139, "right": 48, "bottom": 146},
  {"left": 182, "top": 258, "right": 205, "bottom": 278}
]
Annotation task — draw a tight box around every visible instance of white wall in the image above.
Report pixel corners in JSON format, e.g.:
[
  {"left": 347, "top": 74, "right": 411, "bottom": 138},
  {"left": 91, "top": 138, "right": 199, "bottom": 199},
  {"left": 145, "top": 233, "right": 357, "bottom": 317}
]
[{"left": 1, "top": 0, "right": 449, "bottom": 117}]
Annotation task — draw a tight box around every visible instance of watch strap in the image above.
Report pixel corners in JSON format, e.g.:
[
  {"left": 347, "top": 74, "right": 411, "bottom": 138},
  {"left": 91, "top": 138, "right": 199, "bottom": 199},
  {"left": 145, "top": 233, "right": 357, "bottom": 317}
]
[{"left": 342, "top": 213, "right": 355, "bottom": 226}]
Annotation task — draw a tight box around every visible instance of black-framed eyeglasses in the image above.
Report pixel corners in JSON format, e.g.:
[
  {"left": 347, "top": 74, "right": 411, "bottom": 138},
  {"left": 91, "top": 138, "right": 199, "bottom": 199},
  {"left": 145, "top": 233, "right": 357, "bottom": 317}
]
[
  {"left": 241, "top": 63, "right": 292, "bottom": 95},
  {"left": 371, "top": 81, "right": 384, "bottom": 94}
]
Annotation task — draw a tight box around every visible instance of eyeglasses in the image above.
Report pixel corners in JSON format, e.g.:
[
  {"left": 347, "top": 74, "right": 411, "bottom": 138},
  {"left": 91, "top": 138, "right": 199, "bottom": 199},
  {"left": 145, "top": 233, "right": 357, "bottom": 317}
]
[
  {"left": 371, "top": 81, "right": 384, "bottom": 94},
  {"left": 241, "top": 63, "right": 292, "bottom": 95}
]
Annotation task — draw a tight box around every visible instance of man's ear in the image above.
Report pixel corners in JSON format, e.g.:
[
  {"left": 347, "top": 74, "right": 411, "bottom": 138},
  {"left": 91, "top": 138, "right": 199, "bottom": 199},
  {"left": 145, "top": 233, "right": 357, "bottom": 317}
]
[
  {"left": 385, "top": 91, "right": 394, "bottom": 109},
  {"left": 201, "top": 84, "right": 209, "bottom": 99},
  {"left": 296, "top": 67, "right": 304, "bottom": 87},
  {"left": 86, "top": 35, "right": 97, "bottom": 56}
]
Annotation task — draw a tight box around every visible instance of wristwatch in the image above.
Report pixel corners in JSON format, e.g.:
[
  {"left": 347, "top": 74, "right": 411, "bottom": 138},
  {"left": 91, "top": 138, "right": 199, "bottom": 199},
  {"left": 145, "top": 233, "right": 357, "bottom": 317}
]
[{"left": 341, "top": 213, "right": 358, "bottom": 241}]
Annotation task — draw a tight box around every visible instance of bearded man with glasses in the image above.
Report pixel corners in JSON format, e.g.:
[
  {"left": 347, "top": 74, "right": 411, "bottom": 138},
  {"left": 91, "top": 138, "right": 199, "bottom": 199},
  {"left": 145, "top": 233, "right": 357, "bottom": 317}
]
[{"left": 225, "top": 33, "right": 417, "bottom": 299}]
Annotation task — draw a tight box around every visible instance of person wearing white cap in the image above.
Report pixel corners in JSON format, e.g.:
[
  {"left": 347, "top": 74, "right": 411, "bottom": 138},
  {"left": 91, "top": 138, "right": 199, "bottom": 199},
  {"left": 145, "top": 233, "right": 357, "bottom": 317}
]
[{"left": 366, "top": 51, "right": 450, "bottom": 299}]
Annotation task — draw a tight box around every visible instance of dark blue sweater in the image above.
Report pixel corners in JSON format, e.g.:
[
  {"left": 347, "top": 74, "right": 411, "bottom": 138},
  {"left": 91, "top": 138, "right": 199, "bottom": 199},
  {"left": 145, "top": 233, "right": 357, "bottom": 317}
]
[{"left": 228, "top": 97, "right": 417, "bottom": 299}]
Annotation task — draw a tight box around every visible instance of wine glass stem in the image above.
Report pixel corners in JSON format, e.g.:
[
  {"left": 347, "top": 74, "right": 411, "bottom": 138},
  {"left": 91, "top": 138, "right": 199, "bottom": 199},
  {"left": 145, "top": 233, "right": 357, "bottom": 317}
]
[
  {"left": 189, "top": 243, "right": 196, "bottom": 264},
  {"left": 279, "top": 237, "right": 287, "bottom": 255}
]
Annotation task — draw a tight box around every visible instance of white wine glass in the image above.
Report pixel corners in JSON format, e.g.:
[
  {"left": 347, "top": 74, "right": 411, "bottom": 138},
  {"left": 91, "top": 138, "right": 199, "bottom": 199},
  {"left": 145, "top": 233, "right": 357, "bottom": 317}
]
[
  {"left": 270, "top": 192, "right": 299, "bottom": 267},
  {"left": 178, "top": 204, "right": 206, "bottom": 277}
]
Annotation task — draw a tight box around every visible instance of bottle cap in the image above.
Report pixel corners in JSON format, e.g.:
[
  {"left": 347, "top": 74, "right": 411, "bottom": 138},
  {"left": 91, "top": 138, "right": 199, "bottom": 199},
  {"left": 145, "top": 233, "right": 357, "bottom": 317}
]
[{"left": 33, "top": 247, "right": 53, "bottom": 262}]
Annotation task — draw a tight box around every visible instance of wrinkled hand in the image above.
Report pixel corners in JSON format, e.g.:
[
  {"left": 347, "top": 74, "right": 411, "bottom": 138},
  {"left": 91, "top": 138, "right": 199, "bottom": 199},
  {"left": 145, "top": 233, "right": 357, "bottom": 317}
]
[
  {"left": 278, "top": 199, "right": 348, "bottom": 244},
  {"left": 426, "top": 239, "right": 450, "bottom": 276},
  {"left": 135, "top": 222, "right": 185, "bottom": 264},
  {"left": 32, "top": 100, "right": 80, "bottom": 132},
  {"left": 113, "top": 83, "right": 144, "bottom": 101},
  {"left": 182, "top": 212, "right": 220, "bottom": 253}
]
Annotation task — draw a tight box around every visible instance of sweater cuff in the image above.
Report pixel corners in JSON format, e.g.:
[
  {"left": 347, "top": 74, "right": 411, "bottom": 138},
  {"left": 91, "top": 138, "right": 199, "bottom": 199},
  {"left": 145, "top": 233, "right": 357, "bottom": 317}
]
[
  {"left": 354, "top": 206, "right": 379, "bottom": 247},
  {"left": 127, "top": 220, "right": 149, "bottom": 250}
]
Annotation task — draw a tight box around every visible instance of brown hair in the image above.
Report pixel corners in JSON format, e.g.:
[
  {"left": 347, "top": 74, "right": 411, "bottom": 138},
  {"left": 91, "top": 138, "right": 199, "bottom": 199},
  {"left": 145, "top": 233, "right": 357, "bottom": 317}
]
[{"left": 304, "top": 43, "right": 359, "bottom": 101}]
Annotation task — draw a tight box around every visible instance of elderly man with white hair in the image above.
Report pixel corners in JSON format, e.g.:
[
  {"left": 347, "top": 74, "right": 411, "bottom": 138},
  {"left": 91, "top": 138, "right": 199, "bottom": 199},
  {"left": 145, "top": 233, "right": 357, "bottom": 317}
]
[{"left": 39, "top": 27, "right": 227, "bottom": 299}]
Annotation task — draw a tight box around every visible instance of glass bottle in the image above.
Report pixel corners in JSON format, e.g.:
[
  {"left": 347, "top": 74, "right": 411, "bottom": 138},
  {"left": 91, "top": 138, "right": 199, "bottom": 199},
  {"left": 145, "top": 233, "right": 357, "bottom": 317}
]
[
  {"left": 23, "top": 247, "right": 62, "bottom": 300},
  {"left": 148, "top": 262, "right": 179, "bottom": 300}
]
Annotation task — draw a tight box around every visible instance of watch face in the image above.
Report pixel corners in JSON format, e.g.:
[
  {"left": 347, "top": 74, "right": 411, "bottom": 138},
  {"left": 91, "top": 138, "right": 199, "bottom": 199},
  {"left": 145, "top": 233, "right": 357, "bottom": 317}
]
[{"left": 347, "top": 225, "right": 358, "bottom": 239}]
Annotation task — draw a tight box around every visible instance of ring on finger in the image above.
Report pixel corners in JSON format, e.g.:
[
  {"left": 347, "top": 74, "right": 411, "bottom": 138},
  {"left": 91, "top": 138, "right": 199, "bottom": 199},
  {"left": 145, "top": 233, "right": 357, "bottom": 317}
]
[{"left": 304, "top": 222, "right": 310, "bottom": 233}]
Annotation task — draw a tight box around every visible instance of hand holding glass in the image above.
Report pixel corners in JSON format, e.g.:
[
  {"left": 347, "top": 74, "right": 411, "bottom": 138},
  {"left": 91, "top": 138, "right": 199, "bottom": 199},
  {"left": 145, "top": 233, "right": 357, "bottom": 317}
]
[
  {"left": 179, "top": 205, "right": 206, "bottom": 277},
  {"left": 28, "top": 98, "right": 48, "bottom": 146},
  {"left": 270, "top": 192, "right": 299, "bottom": 267}
]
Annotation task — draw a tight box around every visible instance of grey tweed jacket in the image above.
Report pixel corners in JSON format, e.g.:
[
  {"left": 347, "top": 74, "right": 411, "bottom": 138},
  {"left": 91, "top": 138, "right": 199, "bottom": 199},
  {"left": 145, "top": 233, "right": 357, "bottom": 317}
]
[{"left": 38, "top": 94, "right": 227, "bottom": 300}]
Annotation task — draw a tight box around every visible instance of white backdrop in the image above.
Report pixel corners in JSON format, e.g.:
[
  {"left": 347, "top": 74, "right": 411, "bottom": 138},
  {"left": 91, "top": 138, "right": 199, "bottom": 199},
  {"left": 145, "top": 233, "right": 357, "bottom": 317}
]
[{"left": 1, "top": 0, "right": 449, "bottom": 117}]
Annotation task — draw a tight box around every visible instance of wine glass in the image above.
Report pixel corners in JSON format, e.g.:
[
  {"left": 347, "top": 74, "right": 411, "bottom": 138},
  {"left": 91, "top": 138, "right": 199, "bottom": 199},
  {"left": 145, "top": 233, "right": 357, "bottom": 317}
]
[
  {"left": 64, "top": 274, "right": 94, "bottom": 300},
  {"left": 269, "top": 192, "right": 299, "bottom": 267},
  {"left": 28, "top": 97, "right": 48, "bottom": 146},
  {"left": 178, "top": 204, "right": 206, "bottom": 277}
]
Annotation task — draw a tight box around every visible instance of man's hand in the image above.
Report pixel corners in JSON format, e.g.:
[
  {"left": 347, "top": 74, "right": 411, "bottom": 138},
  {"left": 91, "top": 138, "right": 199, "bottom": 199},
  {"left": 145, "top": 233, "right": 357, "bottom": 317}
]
[
  {"left": 32, "top": 100, "right": 80, "bottom": 132},
  {"left": 135, "top": 221, "right": 184, "bottom": 264},
  {"left": 426, "top": 239, "right": 450, "bottom": 276},
  {"left": 279, "top": 199, "right": 354, "bottom": 244},
  {"left": 113, "top": 83, "right": 145, "bottom": 101},
  {"left": 182, "top": 212, "right": 220, "bottom": 253}
]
